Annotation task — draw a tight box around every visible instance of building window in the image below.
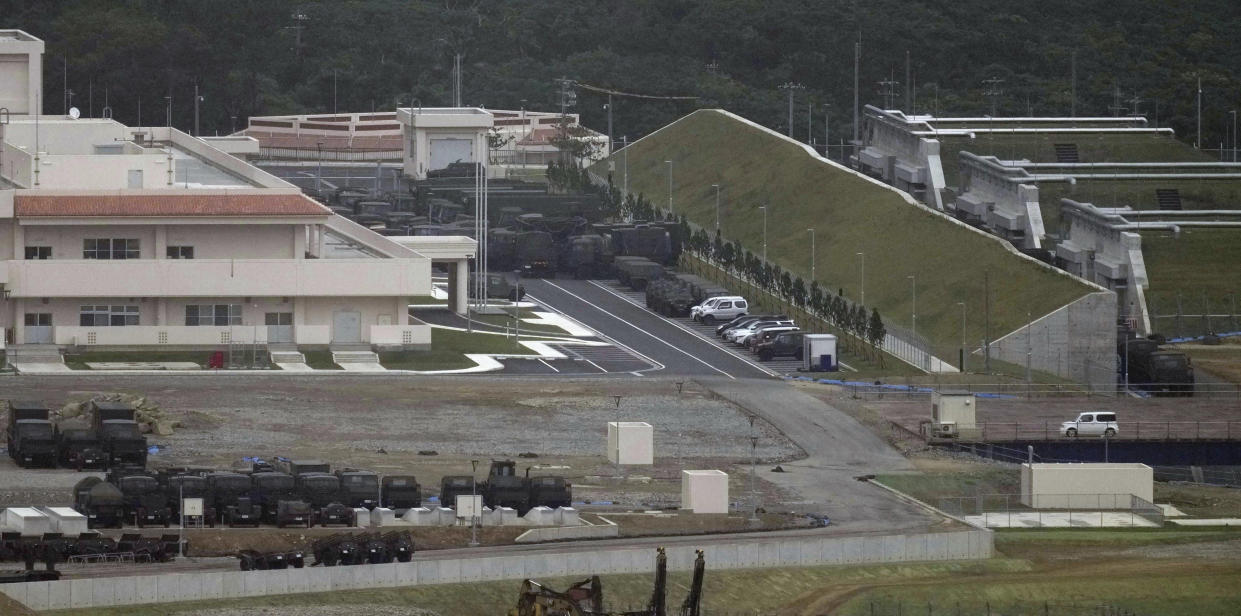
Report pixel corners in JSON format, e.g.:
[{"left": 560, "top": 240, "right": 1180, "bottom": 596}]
[
  {"left": 24, "top": 246, "right": 51, "bottom": 260},
  {"left": 24, "top": 313, "right": 51, "bottom": 326},
  {"left": 166, "top": 246, "right": 194, "bottom": 259},
  {"left": 84, "top": 239, "right": 140, "bottom": 260},
  {"left": 79, "top": 305, "right": 139, "bottom": 327},
  {"left": 185, "top": 304, "right": 242, "bottom": 326},
  {"left": 264, "top": 312, "right": 293, "bottom": 326}
]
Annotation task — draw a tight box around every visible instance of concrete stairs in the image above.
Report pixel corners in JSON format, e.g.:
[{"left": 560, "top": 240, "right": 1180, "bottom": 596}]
[
  {"left": 331, "top": 351, "right": 381, "bottom": 364},
  {"left": 267, "top": 344, "right": 305, "bottom": 364},
  {"left": 5, "top": 345, "right": 69, "bottom": 372}
]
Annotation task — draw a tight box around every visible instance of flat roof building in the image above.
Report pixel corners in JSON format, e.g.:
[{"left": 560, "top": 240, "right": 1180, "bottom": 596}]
[{"left": 0, "top": 30, "right": 43, "bottom": 116}]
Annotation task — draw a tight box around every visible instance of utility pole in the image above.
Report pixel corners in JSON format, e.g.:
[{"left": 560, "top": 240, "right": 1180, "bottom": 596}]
[
  {"left": 904, "top": 50, "right": 912, "bottom": 111},
  {"left": 193, "top": 83, "right": 203, "bottom": 137},
  {"left": 1070, "top": 50, "right": 1077, "bottom": 117},
  {"left": 1196, "top": 77, "right": 1202, "bottom": 148},
  {"left": 1128, "top": 92, "right": 1143, "bottom": 118},
  {"left": 779, "top": 82, "right": 803, "bottom": 137},
  {"left": 878, "top": 73, "right": 899, "bottom": 110},
  {"left": 853, "top": 37, "right": 860, "bottom": 148},
  {"left": 984, "top": 270, "right": 992, "bottom": 373},
  {"left": 1108, "top": 82, "right": 1125, "bottom": 117},
  {"left": 807, "top": 101, "right": 813, "bottom": 145},
  {"left": 606, "top": 94, "right": 613, "bottom": 157}
]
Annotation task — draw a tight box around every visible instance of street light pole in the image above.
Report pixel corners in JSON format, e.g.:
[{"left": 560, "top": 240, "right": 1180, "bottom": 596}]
[
  {"left": 1232, "top": 110, "right": 1237, "bottom": 162},
  {"left": 469, "top": 459, "right": 480, "bottom": 547},
  {"left": 315, "top": 141, "right": 324, "bottom": 193},
  {"left": 759, "top": 205, "right": 768, "bottom": 262},
  {"left": 807, "top": 228, "right": 815, "bottom": 282},
  {"left": 856, "top": 252, "right": 865, "bottom": 306},
  {"left": 747, "top": 416, "right": 760, "bottom": 523},
  {"left": 908, "top": 275, "right": 917, "bottom": 341},
  {"left": 958, "top": 301, "right": 967, "bottom": 372},
  {"left": 664, "top": 160, "right": 673, "bottom": 216},
  {"left": 712, "top": 184, "right": 722, "bottom": 232},
  {"left": 605, "top": 95, "right": 613, "bottom": 158}
]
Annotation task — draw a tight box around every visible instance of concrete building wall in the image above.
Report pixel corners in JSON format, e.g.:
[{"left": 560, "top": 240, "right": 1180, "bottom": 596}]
[
  {"left": 1021, "top": 463, "right": 1153, "bottom": 508},
  {"left": 165, "top": 224, "right": 299, "bottom": 259},
  {"left": 987, "top": 291, "right": 1117, "bottom": 392},
  {"left": 0, "top": 30, "right": 44, "bottom": 116},
  {"left": 22, "top": 224, "right": 159, "bottom": 259},
  {"left": 0, "top": 528, "right": 993, "bottom": 611}
]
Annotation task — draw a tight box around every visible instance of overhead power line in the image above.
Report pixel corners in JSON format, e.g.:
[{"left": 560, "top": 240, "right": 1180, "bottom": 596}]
[{"left": 569, "top": 81, "right": 698, "bottom": 101}]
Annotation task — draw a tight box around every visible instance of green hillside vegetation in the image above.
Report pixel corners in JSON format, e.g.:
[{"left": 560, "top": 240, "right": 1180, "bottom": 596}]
[
  {"left": 941, "top": 131, "right": 1211, "bottom": 188},
  {"left": 1140, "top": 228, "right": 1241, "bottom": 329},
  {"left": 600, "top": 109, "right": 1095, "bottom": 364},
  {"left": 1040, "top": 177, "right": 1241, "bottom": 235}
]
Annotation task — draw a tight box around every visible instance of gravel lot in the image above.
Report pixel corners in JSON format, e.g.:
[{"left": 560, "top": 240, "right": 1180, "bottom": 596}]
[{"left": 0, "top": 375, "right": 802, "bottom": 511}]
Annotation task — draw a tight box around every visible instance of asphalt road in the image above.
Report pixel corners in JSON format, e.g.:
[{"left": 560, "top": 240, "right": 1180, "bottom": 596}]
[{"left": 523, "top": 278, "right": 775, "bottom": 379}]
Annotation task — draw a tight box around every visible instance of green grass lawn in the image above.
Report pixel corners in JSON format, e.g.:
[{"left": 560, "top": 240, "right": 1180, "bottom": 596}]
[
  {"left": 378, "top": 327, "right": 562, "bottom": 371},
  {"left": 1139, "top": 228, "right": 1241, "bottom": 337},
  {"left": 469, "top": 308, "right": 572, "bottom": 336},
  {"left": 595, "top": 110, "right": 1095, "bottom": 367},
  {"left": 299, "top": 350, "right": 342, "bottom": 370}
]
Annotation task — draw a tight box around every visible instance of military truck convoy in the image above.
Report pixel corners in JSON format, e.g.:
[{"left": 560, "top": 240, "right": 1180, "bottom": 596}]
[
  {"left": 437, "top": 460, "right": 572, "bottom": 515},
  {"left": 5, "top": 400, "right": 147, "bottom": 470}
]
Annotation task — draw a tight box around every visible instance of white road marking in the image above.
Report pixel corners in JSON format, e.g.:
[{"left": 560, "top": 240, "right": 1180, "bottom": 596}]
[
  {"left": 537, "top": 358, "right": 560, "bottom": 372},
  {"left": 524, "top": 292, "right": 664, "bottom": 374},
  {"left": 584, "top": 359, "right": 606, "bottom": 373},
  {"left": 586, "top": 280, "right": 781, "bottom": 378}
]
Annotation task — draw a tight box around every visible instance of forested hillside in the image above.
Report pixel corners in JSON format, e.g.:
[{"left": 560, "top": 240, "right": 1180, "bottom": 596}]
[{"left": 9, "top": 0, "right": 1241, "bottom": 150}]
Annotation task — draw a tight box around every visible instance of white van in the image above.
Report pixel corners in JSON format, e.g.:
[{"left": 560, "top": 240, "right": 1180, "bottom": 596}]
[
  {"left": 697, "top": 297, "right": 749, "bottom": 324},
  {"left": 692, "top": 296, "right": 744, "bottom": 322},
  {"left": 1061, "top": 412, "right": 1119, "bottom": 437}
]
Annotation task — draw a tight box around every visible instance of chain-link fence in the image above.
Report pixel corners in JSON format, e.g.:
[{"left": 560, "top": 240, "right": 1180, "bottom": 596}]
[
  {"left": 1148, "top": 293, "right": 1241, "bottom": 340},
  {"left": 1152, "top": 465, "right": 1241, "bottom": 488},
  {"left": 860, "top": 598, "right": 1150, "bottom": 616}
]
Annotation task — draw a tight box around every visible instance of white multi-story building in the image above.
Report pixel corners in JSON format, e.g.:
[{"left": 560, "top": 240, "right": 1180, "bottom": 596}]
[{"left": 0, "top": 31, "right": 474, "bottom": 360}]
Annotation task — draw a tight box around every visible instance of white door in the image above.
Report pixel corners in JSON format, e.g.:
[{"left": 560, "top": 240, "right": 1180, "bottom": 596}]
[
  {"left": 23, "top": 313, "right": 52, "bottom": 344},
  {"left": 428, "top": 138, "right": 473, "bottom": 172},
  {"left": 332, "top": 311, "right": 361, "bottom": 343}
]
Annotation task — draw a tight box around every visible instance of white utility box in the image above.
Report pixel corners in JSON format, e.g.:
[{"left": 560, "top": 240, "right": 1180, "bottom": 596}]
[
  {"left": 680, "top": 470, "right": 729, "bottom": 514},
  {"left": 455, "top": 494, "right": 483, "bottom": 519},
  {"left": 0, "top": 507, "right": 51, "bottom": 536},
  {"left": 803, "top": 334, "right": 838, "bottom": 371},
  {"left": 932, "top": 391, "right": 976, "bottom": 430},
  {"left": 607, "top": 421, "right": 654, "bottom": 465},
  {"left": 38, "top": 507, "right": 87, "bottom": 535},
  {"left": 1021, "top": 463, "right": 1154, "bottom": 509}
]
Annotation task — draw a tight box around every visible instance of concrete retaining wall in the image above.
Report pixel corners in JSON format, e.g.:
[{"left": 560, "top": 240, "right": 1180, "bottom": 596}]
[
  {"left": 0, "top": 529, "right": 992, "bottom": 610},
  {"left": 988, "top": 291, "right": 1117, "bottom": 391}
]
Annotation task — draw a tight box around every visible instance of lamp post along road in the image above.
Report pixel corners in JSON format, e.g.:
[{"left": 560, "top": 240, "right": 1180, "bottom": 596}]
[
  {"left": 759, "top": 205, "right": 768, "bottom": 262},
  {"left": 665, "top": 160, "right": 673, "bottom": 216},
  {"left": 958, "top": 301, "right": 967, "bottom": 372},
  {"left": 856, "top": 252, "right": 865, "bottom": 306},
  {"left": 908, "top": 275, "right": 917, "bottom": 341},
  {"left": 807, "top": 228, "right": 815, "bottom": 282},
  {"left": 469, "top": 460, "right": 480, "bottom": 547},
  {"left": 712, "top": 184, "right": 722, "bottom": 232}
]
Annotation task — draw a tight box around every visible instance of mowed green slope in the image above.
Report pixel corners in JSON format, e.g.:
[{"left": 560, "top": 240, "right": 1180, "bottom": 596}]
[{"left": 602, "top": 109, "right": 1096, "bottom": 362}]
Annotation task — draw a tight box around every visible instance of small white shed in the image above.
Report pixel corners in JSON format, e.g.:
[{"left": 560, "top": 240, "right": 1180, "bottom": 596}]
[
  {"left": 0, "top": 507, "right": 51, "bottom": 536},
  {"left": 607, "top": 421, "right": 654, "bottom": 465},
  {"left": 681, "top": 470, "right": 729, "bottom": 514},
  {"left": 803, "top": 334, "right": 838, "bottom": 371},
  {"left": 1020, "top": 463, "right": 1154, "bottom": 509},
  {"left": 932, "top": 391, "right": 977, "bottom": 429},
  {"left": 38, "top": 507, "right": 88, "bottom": 536}
]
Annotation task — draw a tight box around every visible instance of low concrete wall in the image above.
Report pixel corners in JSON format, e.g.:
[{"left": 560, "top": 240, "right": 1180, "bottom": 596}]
[{"left": 0, "top": 529, "right": 992, "bottom": 610}]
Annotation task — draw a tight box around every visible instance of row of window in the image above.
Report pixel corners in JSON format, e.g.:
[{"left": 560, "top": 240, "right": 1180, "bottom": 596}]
[
  {"left": 26, "top": 309, "right": 296, "bottom": 328},
  {"left": 23, "top": 242, "right": 195, "bottom": 260}
]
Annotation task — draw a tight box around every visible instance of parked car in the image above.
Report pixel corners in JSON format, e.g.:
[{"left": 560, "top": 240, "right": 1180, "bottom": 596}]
[
  {"left": 691, "top": 296, "right": 735, "bottom": 322},
  {"left": 1061, "top": 412, "right": 1118, "bottom": 437},
  {"left": 728, "top": 319, "right": 794, "bottom": 345},
  {"left": 746, "top": 325, "right": 800, "bottom": 351},
  {"left": 715, "top": 314, "right": 786, "bottom": 337},
  {"left": 755, "top": 331, "right": 807, "bottom": 361},
  {"left": 695, "top": 297, "right": 749, "bottom": 324}
]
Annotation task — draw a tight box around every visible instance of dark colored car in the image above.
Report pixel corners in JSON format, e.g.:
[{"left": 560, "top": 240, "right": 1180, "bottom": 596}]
[{"left": 755, "top": 331, "right": 807, "bottom": 361}]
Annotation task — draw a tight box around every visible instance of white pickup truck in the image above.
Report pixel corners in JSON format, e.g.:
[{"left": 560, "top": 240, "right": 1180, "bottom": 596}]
[{"left": 1061, "top": 412, "right": 1119, "bottom": 437}]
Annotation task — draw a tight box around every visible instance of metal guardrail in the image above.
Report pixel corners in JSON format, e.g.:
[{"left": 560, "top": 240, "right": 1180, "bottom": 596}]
[
  {"left": 1153, "top": 465, "right": 1241, "bottom": 488},
  {"left": 831, "top": 380, "right": 1241, "bottom": 398},
  {"left": 66, "top": 551, "right": 145, "bottom": 565},
  {"left": 934, "top": 420, "right": 1241, "bottom": 441}
]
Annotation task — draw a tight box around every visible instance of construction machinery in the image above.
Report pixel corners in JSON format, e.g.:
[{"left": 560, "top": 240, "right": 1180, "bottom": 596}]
[{"left": 507, "top": 548, "right": 705, "bottom": 616}]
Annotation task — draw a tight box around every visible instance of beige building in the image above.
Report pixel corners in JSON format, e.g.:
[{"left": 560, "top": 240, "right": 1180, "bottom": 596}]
[{"left": 0, "top": 32, "right": 475, "bottom": 362}]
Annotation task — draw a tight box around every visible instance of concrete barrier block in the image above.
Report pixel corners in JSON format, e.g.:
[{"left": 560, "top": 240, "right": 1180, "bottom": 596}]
[
  {"left": 435, "top": 507, "right": 456, "bottom": 525},
  {"left": 779, "top": 540, "right": 801, "bottom": 565},
  {"left": 416, "top": 560, "right": 441, "bottom": 584},
  {"left": 523, "top": 506, "right": 556, "bottom": 526},
  {"left": 906, "top": 534, "right": 928, "bottom": 562},
  {"left": 266, "top": 569, "right": 290, "bottom": 595},
  {"left": 111, "top": 577, "right": 136, "bottom": 605},
  {"left": 200, "top": 572, "right": 224, "bottom": 600},
  {"left": 759, "top": 541, "right": 780, "bottom": 567},
  {"left": 402, "top": 507, "right": 435, "bottom": 525},
  {"left": 134, "top": 575, "right": 159, "bottom": 604},
  {"left": 798, "top": 539, "right": 819, "bottom": 565},
  {"left": 497, "top": 506, "right": 519, "bottom": 526},
  {"left": 706, "top": 542, "right": 740, "bottom": 570},
  {"left": 947, "top": 531, "right": 969, "bottom": 559},
  {"left": 89, "top": 578, "right": 114, "bottom": 607},
  {"left": 395, "top": 561, "right": 418, "bottom": 585},
  {"left": 21, "top": 581, "right": 50, "bottom": 611},
  {"left": 47, "top": 580, "right": 72, "bottom": 610},
  {"left": 303, "top": 566, "right": 333, "bottom": 591},
  {"left": 820, "top": 537, "right": 843, "bottom": 564},
  {"left": 438, "top": 557, "right": 463, "bottom": 583},
  {"left": 221, "top": 570, "right": 246, "bottom": 598},
  {"left": 842, "top": 537, "right": 864, "bottom": 564},
  {"left": 731, "top": 541, "right": 759, "bottom": 568},
  {"left": 242, "top": 570, "right": 269, "bottom": 596},
  {"left": 69, "top": 578, "right": 94, "bottom": 609},
  {"left": 882, "top": 535, "right": 904, "bottom": 562},
  {"left": 0, "top": 583, "right": 26, "bottom": 608},
  {"left": 285, "top": 567, "right": 309, "bottom": 595},
  {"left": 374, "top": 562, "right": 401, "bottom": 588},
  {"left": 371, "top": 507, "right": 396, "bottom": 526},
  {"left": 157, "top": 573, "right": 182, "bottom": 603},
  {"left": 352, "top": 508, "right": 371, "bottom": 527},
  {"left": 482, "top": 555, "right": 507, "bottom": 581},
  {"left": 502, "top": 554, "right": 527, "bottom": 580},
  {"left": 555, "top": 507, "right": 580, "bottom": 526}
]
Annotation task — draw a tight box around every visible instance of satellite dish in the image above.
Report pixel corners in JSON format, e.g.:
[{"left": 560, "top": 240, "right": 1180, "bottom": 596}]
[{"left": 68, "top": 107, "right": 81, "bottom": 120}]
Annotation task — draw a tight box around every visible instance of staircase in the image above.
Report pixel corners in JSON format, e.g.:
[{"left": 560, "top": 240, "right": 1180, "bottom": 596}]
[
  {"left": 1053, "top": 143, "right": 1080, "bottom": 163},
  {"left": 330, "top": 345, "right": 381, "bottom": 366},
  {"left": 267, "top": 344, "right": 306, "bottom": 365},
  {"left": 1155, "top": 188, "right": 1182, "bottom": 210},
  {"left": 5, "top": 345, "right": 67, "bottom": 370}
]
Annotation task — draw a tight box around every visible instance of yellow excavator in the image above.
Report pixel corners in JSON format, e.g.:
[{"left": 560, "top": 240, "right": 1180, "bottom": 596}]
[{"left": 507, "top": 547, "right": 705, "bottom": 616}]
